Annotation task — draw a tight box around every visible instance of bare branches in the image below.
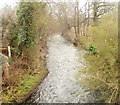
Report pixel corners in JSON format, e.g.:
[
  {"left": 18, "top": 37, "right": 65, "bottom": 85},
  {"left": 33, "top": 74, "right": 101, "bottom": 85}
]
[{"left": 45, "top": 1, "right": 117, "bottom": 39}]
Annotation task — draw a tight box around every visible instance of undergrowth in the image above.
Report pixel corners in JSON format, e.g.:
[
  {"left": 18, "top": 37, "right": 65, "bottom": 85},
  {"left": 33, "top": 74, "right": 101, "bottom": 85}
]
[
  {"left": 2, "top": 66, "right": 48, "bottom": 103},
  {"left": 2, "top": 2, "right": 49, "bottom": 103},
  {"left": 77, "top": 10, "right": 119, "bottom": 103}
]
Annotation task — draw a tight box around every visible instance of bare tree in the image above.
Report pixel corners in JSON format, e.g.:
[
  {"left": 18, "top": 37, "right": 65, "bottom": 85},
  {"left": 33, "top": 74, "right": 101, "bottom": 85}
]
[{"left": 92, "top": 0, "right": 116, "bottom": 22}]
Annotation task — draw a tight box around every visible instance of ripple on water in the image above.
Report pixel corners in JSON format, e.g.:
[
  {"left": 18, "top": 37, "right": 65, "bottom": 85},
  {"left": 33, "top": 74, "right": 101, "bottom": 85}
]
[{"left": 28, "top": 34, "right": 93, "bottom": 103}]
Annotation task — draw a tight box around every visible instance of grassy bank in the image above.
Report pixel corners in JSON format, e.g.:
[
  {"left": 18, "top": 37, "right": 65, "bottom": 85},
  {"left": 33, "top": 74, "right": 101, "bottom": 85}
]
[
  {"left": 2, "top": 58, "right": 48, "bottom": 103},
  {"left": 77, "top": 10, "right": 119, "bottom": 103}
]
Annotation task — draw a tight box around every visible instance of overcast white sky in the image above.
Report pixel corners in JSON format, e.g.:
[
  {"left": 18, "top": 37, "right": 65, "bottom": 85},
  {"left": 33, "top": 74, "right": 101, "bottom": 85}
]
[{"left": 0, "top": 0, "right": 119, "bottom": 8}]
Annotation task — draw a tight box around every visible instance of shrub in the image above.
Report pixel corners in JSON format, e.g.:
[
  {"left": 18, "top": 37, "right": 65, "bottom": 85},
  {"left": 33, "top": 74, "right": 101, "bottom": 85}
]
[
  {"left": 9, "top": 2, "right": 49, "bottom": 55},
  {"left": 87, "top": 44, "right": 97, "bottom": 55}
]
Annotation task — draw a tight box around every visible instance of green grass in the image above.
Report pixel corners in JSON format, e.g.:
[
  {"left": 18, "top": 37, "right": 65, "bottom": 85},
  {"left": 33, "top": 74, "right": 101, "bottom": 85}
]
[
  {"left": 2, "top": 67, "right": 48, "bottom": 103},
  {"left": 77, "top": 10, "right": 119, "bottom": 103}
]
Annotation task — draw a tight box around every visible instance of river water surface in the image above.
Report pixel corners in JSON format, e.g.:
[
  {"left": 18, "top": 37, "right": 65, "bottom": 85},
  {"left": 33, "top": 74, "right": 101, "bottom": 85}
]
[{"left": 27, "top": 34, "right": 93, "bottom": 103}]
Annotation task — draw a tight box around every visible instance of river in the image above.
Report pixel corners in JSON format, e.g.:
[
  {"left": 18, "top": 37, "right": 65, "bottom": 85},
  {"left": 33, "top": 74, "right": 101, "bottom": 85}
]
[{"left": 26, "top": 34, "right": 93, "bottom": 103}]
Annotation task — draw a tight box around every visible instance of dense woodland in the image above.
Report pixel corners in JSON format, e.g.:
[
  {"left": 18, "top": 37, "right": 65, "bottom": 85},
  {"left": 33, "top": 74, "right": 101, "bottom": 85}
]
[{"left": 0, "top": 0, "right": 119, "bottom": 103}]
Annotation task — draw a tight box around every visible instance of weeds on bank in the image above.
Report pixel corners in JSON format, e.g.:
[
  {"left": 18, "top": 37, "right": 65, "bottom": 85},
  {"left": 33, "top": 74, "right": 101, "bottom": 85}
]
[
  {"left": 77, "top": 10, "right": 118, "bottom": 103},
  {"left": 2, "top": 67, "right": 48, "bottom": 103}
]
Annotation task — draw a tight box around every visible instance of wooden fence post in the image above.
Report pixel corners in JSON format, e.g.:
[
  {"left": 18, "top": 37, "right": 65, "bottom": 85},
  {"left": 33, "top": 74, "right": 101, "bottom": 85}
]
[{"left": 8, "top": 46, "right": 11, "bottom": 57}]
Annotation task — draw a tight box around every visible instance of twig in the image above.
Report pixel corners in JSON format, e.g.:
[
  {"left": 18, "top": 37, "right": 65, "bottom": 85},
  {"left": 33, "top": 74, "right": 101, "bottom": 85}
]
[{"left": 108, "top": 87, "right": 117, "bottom": 103}]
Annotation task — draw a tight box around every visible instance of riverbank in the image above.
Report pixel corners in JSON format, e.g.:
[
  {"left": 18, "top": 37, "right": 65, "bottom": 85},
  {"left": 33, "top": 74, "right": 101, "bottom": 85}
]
[
  {"left": 2, "top": 57, "right": 48, "bottom": 103},
  {"left": 76, "top": 10, "right": 118, "bottom": 103},
  {"left": 2, "top": 36, "right": 49, "bottom": 103}
]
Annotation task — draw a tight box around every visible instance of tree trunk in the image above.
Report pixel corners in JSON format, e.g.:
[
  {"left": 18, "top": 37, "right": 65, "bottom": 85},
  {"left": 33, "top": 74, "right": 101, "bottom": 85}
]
[
  {"left": 93, "top": 2, "right": 98, "bottom": 22},
  {"left": 76, "top": 2, "right": 80, "bottom": 36}
]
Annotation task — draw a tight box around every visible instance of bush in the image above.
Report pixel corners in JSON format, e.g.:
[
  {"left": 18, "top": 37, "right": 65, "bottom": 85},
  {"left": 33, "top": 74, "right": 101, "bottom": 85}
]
[
  {"left": 87, "top": 44, "right": 97, "bottom": 55},
  {"left": 18, "top": 2, "right": 35, "bottom": 48},
  {"left": 9, "top": 2, "right": 49, "bottom": 55}
]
